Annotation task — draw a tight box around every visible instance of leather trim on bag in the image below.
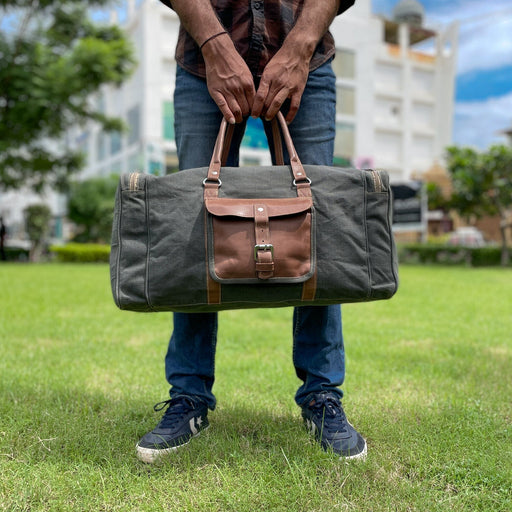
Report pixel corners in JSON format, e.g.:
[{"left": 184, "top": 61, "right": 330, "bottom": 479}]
[
  {"left": 301, "top": 271, "right": 317, "bottom": 301},
  {"left": 205, "top": 197, "right": 316, "bottom": 284}
]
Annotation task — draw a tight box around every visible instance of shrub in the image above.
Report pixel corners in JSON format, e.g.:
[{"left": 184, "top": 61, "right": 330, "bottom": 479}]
[
  {"left": 3, "top": 246, "right": 30, "bottom": 262},
  {"left": 470, "top": 247, "right": 504, "bottom": 267},
  {"left": 398, "top": 243, "right": 511, "bottom": 267},
  {"left": 50, "top": 243, "right": 110, "bottom": 263}
]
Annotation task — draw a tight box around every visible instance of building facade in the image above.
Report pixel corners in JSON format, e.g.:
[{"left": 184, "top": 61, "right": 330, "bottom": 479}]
[
  {"left": 77, "top": 0, "right": 458, "bottom": 180},
  {"left": 0, "top": 0, "right": 458, "bottom": 240}
]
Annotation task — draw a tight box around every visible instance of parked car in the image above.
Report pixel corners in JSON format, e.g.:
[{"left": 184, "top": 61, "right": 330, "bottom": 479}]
[{"left": 447, "top": 227, "right": 486, "bottom": 248}]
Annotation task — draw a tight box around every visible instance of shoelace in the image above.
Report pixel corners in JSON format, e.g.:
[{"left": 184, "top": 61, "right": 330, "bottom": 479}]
[
  {"left": 153, "top": 397, "right": 196, "bottom": 429},
  {"left": 309, "top": 394, "right": 348, "bottom": 434}
]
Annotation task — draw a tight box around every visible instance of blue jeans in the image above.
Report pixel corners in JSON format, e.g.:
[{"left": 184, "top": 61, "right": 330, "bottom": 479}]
[{"left": 166, "top": 60, "right": 345, "bottom": 409}]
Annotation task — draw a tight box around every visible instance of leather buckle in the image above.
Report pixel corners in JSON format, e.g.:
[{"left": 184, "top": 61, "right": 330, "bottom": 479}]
[{"left": 254, "top": 244, "right": 274, "bottom": 260}]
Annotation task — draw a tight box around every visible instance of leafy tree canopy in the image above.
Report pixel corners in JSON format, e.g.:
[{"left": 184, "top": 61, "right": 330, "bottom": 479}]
[
  {"left": 24, "top": 202, "right": 52, "bottom": 261},
  {"left": 445, "top": 145, "right": 512, "bottom": 221},
  {"left": 67, "top": 174, "right": 119, "bottom": 243},
  {"left": 0, "top": 0, "right": 136, "bottom": 192},
  {"left": 446, "top": 144, "right": 512, "bottom": 265}
]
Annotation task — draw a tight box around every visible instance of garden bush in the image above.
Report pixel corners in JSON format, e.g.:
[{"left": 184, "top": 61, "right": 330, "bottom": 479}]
[
  {"left": 3, "top": 246, "right": 30, "bottom": 262},
  {"left": 50, "top": 243, "right": 110, "bottom": 263},
  {"left": 398, "top": 243, "right": 511, "bottom": 267}
]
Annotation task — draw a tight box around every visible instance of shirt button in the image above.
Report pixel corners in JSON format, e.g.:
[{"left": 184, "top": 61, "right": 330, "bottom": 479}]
[{"left": 253, "top": 1, "right": 263, "bottom": 10}]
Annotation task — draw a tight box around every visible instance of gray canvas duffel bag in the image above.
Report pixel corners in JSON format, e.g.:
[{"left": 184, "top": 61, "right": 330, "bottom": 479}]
[{"left": 110, "top": 113, "right": 398, "bottom": 312}]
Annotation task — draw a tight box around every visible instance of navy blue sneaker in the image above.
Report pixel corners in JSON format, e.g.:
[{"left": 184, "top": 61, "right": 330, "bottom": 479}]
[
  {"left": 136, "top": 396, "right": 209, "bottom": 463},
  {"left": 301, "top": 392, "right": 367, "bottom": 460}
]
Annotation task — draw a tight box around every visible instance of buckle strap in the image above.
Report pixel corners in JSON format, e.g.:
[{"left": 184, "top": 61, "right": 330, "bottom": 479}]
[{"left": 254, "top": 204, "right": 274, "bottom": 279}]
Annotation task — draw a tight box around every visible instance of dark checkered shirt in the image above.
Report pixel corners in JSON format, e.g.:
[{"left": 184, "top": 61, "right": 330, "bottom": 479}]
[{"left": 159, "top": 0, "right": 355, "bottom": 78}]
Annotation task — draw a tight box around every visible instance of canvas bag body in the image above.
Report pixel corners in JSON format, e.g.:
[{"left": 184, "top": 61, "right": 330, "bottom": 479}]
[{"left": 110, "top": 115, "right": 398, "bottom": 312}]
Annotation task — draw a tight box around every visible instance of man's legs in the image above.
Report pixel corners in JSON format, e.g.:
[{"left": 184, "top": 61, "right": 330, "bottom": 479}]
[
  {"left": 168, "top": 61, "right": 344, "bottom": 409},
  {"left": 262, "top": 60, "right": 345, "bottom": 406},
  {"left": 265, "top": 60, "right": 366, "bottom": 458},
  {"left": 136, "top": 66, "right": 247, "bottom": 462},
  {"left": 138, "top": 61, "right": 365, "bottom": 461},
  {"left": 166, "top": 66, "right": 249, "bottom": 411}
]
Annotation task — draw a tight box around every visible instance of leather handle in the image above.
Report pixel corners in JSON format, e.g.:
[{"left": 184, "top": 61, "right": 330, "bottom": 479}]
[
  {"left": 220, "top": 120, "right": 284, "bottom": 166},
  {"left": 205, "top": 112, "right": 310, "bottom": 197}
]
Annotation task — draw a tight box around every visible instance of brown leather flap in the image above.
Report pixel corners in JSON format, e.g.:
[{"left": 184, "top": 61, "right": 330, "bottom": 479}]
[{"left": 205, "top": 197, "right": 312, "bottom": 218}]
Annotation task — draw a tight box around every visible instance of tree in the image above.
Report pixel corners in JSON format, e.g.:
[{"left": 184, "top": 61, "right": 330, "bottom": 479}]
[
  {"left": 0, "top": 0, "right": 136, "bottom": 193},
  {"left": 67, "top": 174, "right": 119, "bottom": 243},
  {"left": 24, "top": 203, "right": 52, "bottom": 261},
  {"left": 446, "top": 145, "right": 512, "bottom": 265},
  {"left": 426, "top": 182, "right": 450, "bottom": 212}
]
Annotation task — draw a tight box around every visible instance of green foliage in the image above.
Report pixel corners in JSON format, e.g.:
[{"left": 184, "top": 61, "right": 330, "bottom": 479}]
[
  {"left": 446, "top": 144, "right": 512, "bottom": 265},
  {"left": 399, "top": 243, "right": 511, "bottom": 267},
  {"left": 425, "top": 182, "right": 449, "bottom": 212},
  {"left": 67, "top": 175, "right": 119, "bottom": 243},
  {"left": 24, "top": 203, "right": 52, "bottom": 242},
  {"left": 24, "top": 203, "right": 52, "bottom": 261},
  {"left": 0, "top": 1, "right": 136, "bottom": 192},
  {"left": 445, "top": 145, "right": 512, "bottom": 219},
  {"left": 50, "top": 243, "right": 110, "bottom": 262},
  {"left": 2, "top": 246, "right": 29, "bottom": 261}
]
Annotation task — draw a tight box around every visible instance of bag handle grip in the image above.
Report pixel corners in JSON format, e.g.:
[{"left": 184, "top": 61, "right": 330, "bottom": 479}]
[
  {"left": 204, "top": 112, "right": 311, "bottom": 198},
  {"left": 220, "top": 117, "right": 284, "bottom": 167}
]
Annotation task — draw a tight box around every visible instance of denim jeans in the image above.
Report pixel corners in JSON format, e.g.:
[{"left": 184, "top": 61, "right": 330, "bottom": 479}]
[{"left": 166, "top": 60, "right": 345, "bottom": 409}]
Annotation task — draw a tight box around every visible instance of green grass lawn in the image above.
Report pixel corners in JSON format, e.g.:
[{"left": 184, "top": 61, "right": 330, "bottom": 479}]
[{"left": 0, "top": 264, "right": 511, "bottom": 511}]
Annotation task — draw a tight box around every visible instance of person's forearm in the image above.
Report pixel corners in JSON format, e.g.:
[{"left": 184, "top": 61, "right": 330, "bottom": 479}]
[
  {"left": 170, "top": 0, "right": 226, "bottom": 48},
  {"left": 170, "top": 0, "right": 255, "bottom": 123},
  {"left": 282, "top": 0, "right": 340, "bottom": 63}
]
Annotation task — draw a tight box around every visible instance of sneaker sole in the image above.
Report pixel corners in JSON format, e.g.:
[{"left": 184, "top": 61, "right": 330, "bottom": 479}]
[
  {"left": 340, "top": 439, "right": 367, "bottom": 461},
  {"left": 305, "top": 418, "right": 368, "bottom": 460},
  {"left": 136, "top": 425, "right": 209, "bottom": 464}
]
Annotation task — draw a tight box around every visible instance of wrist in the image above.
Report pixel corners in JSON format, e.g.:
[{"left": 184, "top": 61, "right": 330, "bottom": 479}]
[
  {"left": 200, "top": 30, "right": 229, "bottom": 50},
  {"left": 201, "top": 31, "right": 236, "bottom": 62},
  {"left": 281, "top": 31, "right": 317, "bottom": 63}
]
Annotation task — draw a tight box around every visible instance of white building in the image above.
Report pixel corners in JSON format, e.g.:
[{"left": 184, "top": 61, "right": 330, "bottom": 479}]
[
  {"left": 77, "top": 0, "right": 458, "bottom": 179},
  {"left": 0, "top": 0, "right": 458, "bottom": 239}
]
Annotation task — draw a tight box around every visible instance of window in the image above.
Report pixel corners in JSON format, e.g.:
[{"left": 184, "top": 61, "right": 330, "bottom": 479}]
[
  {"left": 375, "top": 131, "right": 402, "bottom": 163},
  {"left": 336, "top": 86, "right": 355, "bottom": 116},
  {"left": 332, "top": 49, "right": 355, "bottom": 79},
  {"left": 334, "top": 123, "right": 355, "bottom": 159},
  {"left": 76, "top": 131, "right": 90, "bottom": 164},
  {"left": 128, "top": 152, "right": 144, "bottom": 172},
  {"left": 127, "top": 105, "right": 140, "bottom": 145},
  {"left": 163, "top": 101, "right": 174, "bottom": 141},
  {"left": 412, "top": 101, "right": 434, "bottom": 128},
  {"left": 375, "top": 61, "right": 402, "bottom": 91},
  {"left": 412, "top": 134, "right": 434, "bottom": 161},
  {"left": 412, "top": 68, "right": 434, "bottom": 96},
  {"left": 110, "top": 131, "right": 122, "bottom": 155},
  {"left": 375, "top": 97, "right": 402, "bottom": 125},
  {"left": 96, "top": 133, "right": 107, "bottom": 161}
]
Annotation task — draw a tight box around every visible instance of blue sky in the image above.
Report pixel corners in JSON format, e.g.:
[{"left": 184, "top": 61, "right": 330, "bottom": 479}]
[{"left": 373, "top": 0, "right": 512, "bottom": 149}]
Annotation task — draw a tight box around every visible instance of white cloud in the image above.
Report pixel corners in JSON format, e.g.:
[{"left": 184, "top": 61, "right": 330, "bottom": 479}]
[
  {"left": 454, "top": 16, "right": 512, "bottom": 74},
  {"left": 374, "top": 1, "right": 512, "bottom": 75},
  {"left": 424, "top": 1, "right": 512, "bottom": 75},
  {"left": 454, "top": 92, "right": 512, "bottom": 149}
]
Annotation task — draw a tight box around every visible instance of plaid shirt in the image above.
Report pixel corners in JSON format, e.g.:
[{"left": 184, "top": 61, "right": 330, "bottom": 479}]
[{"left": 160, "top": 0, "right": 355, "bottom": 78}]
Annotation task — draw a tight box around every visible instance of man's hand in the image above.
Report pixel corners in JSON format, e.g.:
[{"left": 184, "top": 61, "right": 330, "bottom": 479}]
[
  {"left": 202, "top": 36, "right": 256, "bottom": 124},
  {"left": 251, "top": 0, "right": 340, "bottom": 124},
  {"left": 251, "top": 47, "right": 310, "bottom": 124}
]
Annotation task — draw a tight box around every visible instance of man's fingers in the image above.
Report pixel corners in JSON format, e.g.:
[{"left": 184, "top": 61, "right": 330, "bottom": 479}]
[
  {"left": 264, "top": 88, "right": 290, "bottom": 120},
  {"left": 210, "top": 91, "right": 236, "bottom": 124},
  {"left": 285, "top": 94, "right": 301, "bottom": 124},
  {"left": 251, "top": 79, "right": 269, "bottom": 119}
]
